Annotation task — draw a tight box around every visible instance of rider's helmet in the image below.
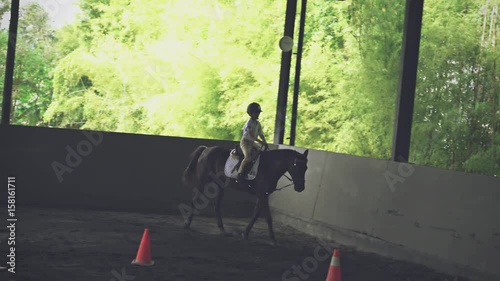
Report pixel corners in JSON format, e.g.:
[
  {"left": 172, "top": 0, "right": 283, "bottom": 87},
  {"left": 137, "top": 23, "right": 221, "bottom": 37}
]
[{"left": 247, "top": 102, "right": 262, "bottom": 115}]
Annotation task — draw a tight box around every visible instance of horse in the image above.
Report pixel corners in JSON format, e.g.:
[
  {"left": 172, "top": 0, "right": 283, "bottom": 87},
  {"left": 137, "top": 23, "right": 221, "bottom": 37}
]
[{"left": 181, "top": 145, "right": 309, "bottom": 245}]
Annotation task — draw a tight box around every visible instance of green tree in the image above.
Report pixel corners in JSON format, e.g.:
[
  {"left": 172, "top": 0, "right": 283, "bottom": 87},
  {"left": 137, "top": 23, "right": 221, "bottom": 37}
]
[
  {"left": 7, "top": 0, "right": 497, "bottom": 177},
  {"left": 411, "top": 0, "right": 499, "bottom": 176},
  {"left": 0, "top": 3, "right": 56, "bottom": 126}
]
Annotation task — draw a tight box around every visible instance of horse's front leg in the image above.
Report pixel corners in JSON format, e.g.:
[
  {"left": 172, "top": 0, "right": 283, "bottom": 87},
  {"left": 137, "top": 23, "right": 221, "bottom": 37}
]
[
  {"left": 262, "top": 196, "right": 276, "bottom": 245},
  {"left": 243, "top": 198, "right": 262, "bottom": 239}
]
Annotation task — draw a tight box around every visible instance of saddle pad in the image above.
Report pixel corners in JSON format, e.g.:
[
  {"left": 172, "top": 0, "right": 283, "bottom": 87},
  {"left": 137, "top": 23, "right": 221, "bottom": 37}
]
[{"left": 224, "top": 150, "right": 260, "bottom": 180}]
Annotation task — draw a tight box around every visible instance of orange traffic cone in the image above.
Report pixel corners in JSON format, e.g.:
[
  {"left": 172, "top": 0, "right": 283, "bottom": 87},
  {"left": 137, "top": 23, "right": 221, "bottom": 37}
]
[
  {"left": 131, "top": 228, "right": 155, "bottom": 266},
  {"left": 325, "top": 249, "right": 341, "bottom": 281}
]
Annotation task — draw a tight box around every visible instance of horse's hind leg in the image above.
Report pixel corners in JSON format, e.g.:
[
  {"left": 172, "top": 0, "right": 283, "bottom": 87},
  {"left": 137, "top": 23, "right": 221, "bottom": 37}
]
[
  {"left": 206, "top": 169, "right": 228, "bottom": 235},
  {"left": 214, "top": 187, "right": 226, "bottom": 234},
  {"left": 183, "top": 184, "right": 204, "bottom": 229},
  {"left": 183, "top": 193, "right": 197, "bottom": 229}
]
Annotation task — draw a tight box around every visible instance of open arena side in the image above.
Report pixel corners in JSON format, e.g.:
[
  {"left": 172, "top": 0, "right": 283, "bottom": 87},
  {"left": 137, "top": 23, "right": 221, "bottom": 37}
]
[{"left": 1, "top": 125, "right": 499, "bottom": 281}]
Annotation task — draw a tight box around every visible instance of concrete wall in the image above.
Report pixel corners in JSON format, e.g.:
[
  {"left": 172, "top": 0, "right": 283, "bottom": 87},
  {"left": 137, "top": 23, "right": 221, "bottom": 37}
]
[
  {"left": 270, "top": 144, "right": 500, "bottom": 281},
  {"left": 0, "top": 125, "right": 256, "bottom": 217}
]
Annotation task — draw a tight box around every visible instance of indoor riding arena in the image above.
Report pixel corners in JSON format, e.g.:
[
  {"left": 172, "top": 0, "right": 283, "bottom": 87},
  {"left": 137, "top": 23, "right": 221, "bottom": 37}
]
[
  {"left": 1, "top": 125, "right": 499, "bottom": 281},
  {"left": 1, "top": 0, "right": 500, "bottom": 281}
]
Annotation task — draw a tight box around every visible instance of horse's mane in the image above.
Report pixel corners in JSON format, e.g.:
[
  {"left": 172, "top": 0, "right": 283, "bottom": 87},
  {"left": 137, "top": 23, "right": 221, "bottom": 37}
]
[
  {"left": 262, "top": 148, "right": 302, "bottom": 159},
  {"left": 209, "top": 145, "right": 302, "bottom": 160}
]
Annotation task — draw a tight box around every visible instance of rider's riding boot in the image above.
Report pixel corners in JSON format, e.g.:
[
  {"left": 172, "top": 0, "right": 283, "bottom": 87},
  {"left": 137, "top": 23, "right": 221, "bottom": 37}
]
[
  {"left": 237, "top": 162, "right": 249, "bottom": 181},
  {"left": 237, "top": 169, "right": 249, "bottom": 181}
]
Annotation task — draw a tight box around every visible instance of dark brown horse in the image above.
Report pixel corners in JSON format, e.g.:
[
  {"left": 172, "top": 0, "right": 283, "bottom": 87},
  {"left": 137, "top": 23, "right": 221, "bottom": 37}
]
[{"left": 181, "top": 145, "right": 309, "bottom": 245}]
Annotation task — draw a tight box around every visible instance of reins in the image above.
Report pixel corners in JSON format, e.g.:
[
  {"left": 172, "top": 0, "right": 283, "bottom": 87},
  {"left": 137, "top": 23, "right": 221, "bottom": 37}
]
[
  {"left": 275, "top": 173, "right": 294, "bottom": 191},
  {"left": 257, "top": 146, "right": 299, "bottom": 192}
]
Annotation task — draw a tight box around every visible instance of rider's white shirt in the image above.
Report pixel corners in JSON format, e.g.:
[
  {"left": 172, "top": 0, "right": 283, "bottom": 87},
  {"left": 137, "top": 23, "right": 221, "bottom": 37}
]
[{"left": 242, "top": 118, "right": 263, "bottom": 142}]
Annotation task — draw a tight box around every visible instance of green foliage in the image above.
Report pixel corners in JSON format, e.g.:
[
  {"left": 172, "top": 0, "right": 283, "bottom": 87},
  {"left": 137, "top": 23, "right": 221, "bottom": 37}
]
[
  {"left": 0, "top": 3, "right": 56, "bottom": 126},
  {"left": 410, "top": 0, "right": 499, "bottom": 175},
  {"left": 43, "top": 0, "right": 285, "bottom": 141},
  {"left": 295, "top": 0, "right": 404, "bottom": 159},
  {"left": 5, "top": 0, "right": 500, "bottom": 177}
]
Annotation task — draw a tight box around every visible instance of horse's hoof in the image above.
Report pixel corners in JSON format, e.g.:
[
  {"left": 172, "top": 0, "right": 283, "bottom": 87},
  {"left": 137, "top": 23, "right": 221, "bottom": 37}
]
[
  {"left": 183, "top": 222, "right": 191, "bottom": 229},
  {"left": 219, "top": 229, "right": 235, "bottom": 237}
]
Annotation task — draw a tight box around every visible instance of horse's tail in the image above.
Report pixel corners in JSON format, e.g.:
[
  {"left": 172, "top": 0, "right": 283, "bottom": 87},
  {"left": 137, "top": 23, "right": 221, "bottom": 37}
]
[
  {"left": 182, "top": 145, "right": 207, "bottom": 188},
  {"left": 187, "top": 145, "right": 207, "bottom": 171}
]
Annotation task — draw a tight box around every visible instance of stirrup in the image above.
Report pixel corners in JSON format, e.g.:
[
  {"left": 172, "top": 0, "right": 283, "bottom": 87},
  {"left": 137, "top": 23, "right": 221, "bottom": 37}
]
[{"left": 236, "top": 172, "right": 244, "bottom": 181}]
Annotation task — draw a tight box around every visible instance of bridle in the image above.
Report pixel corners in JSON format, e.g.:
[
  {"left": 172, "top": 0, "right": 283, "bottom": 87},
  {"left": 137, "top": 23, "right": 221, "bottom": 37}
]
[{"left": 275, "top": 157, "right": 307, "bottom": 191}]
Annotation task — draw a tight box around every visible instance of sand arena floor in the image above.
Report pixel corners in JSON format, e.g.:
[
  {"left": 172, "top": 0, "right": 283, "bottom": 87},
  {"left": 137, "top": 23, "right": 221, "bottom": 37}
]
[{"left": 0, "top": 207, "right": 469, "bottom": 281}]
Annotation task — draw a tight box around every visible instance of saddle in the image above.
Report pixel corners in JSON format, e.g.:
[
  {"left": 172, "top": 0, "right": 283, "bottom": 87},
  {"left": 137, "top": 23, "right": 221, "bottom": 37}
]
[
  {"left": 223, "top": 144, "right": 261, "bottom": 181},
  {"left": 233, "top": 144, "right": 244, "bottom": 162}
]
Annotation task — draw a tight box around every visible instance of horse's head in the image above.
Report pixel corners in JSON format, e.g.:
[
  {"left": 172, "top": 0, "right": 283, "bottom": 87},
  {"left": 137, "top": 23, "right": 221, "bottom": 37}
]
[{"left": 288, "top": 149, "right": 309, "bottom": 192}]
